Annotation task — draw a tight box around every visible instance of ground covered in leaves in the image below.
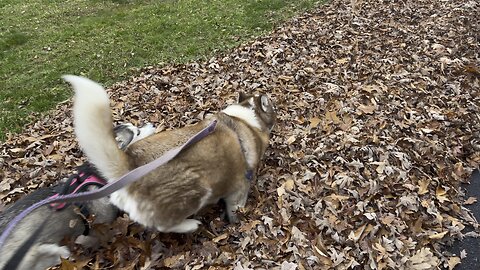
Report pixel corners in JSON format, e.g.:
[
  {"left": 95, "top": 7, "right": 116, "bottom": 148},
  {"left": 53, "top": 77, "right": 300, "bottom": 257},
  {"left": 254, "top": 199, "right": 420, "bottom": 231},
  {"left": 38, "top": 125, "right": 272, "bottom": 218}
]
[{"left": 1, "top": 0, "right": 479, "bottom": 269}]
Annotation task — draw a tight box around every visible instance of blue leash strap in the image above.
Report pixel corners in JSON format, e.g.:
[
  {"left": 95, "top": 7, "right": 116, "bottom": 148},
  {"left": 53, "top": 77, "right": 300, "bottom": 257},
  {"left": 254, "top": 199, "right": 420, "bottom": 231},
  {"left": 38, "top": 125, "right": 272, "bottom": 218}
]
[{"left": 0, "top": 120, "right": 217, "bottom": 248}]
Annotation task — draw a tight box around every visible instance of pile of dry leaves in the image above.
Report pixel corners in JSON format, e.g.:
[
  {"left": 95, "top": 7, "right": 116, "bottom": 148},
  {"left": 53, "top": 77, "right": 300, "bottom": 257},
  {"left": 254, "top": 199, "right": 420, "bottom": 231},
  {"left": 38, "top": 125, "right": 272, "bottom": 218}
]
[{"left": 1, "top": 0, "right": 479, "bottom": 269}]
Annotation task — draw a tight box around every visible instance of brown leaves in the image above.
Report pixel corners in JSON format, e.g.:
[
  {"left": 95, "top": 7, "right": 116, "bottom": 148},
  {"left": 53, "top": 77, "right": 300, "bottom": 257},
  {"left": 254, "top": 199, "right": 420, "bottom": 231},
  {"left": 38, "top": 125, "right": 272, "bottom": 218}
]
[
  {"left": 1, "top": 0, "right": 479, "bottom": 268},
  {"left": 464, "top": 197, "right": 477, "bottom": 205},
  {"left": 308, "top": 117, "right": 321, "bottom": 128},
  {"left": 407, "top": 248, "right": 439, "bottom": 270},
  {"left": 59, "top": 258, "right": 90, "bottom": 270},
  {"left": 356, "top": 104, "right": 376, "bottom": 115}
]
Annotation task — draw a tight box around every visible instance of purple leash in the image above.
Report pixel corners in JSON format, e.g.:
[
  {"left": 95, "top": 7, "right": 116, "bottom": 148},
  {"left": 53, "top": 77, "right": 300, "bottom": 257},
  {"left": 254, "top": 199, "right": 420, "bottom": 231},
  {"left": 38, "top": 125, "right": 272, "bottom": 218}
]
[{"left": 0, "top": 120, "right": 217, "bottom": 248}]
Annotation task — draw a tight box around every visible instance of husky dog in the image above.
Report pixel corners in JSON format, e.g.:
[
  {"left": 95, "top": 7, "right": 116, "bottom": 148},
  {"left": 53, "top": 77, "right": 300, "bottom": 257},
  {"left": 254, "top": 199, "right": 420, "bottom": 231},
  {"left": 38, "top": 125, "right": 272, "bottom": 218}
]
[
  {"left": 0, "top": 123, "right": 155, "bottom": 270},
  {"left": 64, "top": 75, "right": 276, "bottom": 234}
]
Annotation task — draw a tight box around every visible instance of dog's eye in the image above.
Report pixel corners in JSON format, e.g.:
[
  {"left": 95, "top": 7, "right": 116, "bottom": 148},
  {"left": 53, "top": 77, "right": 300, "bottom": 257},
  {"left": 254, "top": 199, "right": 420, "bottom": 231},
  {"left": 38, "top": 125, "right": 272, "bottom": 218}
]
[{"left": 137, "top": 129, "right": 141, "bottom": 136}]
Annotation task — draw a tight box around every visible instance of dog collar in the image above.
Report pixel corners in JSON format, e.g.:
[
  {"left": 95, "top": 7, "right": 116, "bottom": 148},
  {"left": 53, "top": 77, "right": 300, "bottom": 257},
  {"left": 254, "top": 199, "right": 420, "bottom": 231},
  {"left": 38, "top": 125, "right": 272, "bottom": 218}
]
[
  {"left": 48, "top": 166, "right": 107, "bottom": 236},
  {"left": 245, "top": 170, "right": 254, "bottom": 182}
]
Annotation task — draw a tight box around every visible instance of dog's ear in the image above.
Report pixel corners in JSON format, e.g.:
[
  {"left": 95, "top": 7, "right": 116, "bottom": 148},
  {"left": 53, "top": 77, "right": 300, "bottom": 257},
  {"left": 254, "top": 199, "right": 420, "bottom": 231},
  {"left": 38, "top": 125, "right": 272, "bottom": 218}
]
[
  {"left": 260, "top": 95, "right": 271, "bottom": 112},
  {"left": 238, "top": 91, "right": 249, "bottom": 103},
  {"left": 113, "top": 124, "right": 134, "bottom": 150}
]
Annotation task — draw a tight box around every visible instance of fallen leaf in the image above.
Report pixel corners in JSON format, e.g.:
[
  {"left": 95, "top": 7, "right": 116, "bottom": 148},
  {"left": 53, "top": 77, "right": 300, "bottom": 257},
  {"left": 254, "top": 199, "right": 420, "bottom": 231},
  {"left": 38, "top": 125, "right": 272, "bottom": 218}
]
[
  {"left": 436, "top": 186, "right": 450, "bottom": 203},
  {"left": 429, "top": 231, "right": 448, "bottom": 239},
  {"left": 336, "top": 58, "right": 349, "bottom": 64},
  {"left": 284, "top": 179, "right": 295, "bottom": 191},
  {"left": 447, "top": 256, "right": 461, "bottom": 270},
  {"left": 281, "top": 261, "right": 298, "bottom": 270},
  {"left": 348, "top": 224, "right": 366, "bottom": 242},
  {"left": 309, "top": 117, "right": 321, "bottom": 128},
  {"left": 418, "top": 179, "right": 430, "bottom": 195},
  {"left": 357, "top": 104, "right": 376, "bottom": 114},
  {"left": 213, "top": 233, "right": 229, "bottom": 243},
  {"left": 464, "top": 196, "right": 477, "bottom": 205},
  {"left": 286, "top": 135, "right": 296, "bottom": 144},
  {"left": 408, "top": 248, "right": 439, "bottom": 269},
  {"left": 460, "top": 249, "right": 467, "bottom": 259}
]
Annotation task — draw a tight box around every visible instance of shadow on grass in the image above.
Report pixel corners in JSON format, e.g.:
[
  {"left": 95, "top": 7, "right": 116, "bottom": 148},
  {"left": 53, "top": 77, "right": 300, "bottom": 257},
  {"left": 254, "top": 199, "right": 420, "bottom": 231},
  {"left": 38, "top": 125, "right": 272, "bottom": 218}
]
[{"left": 0, "top": 30, "right": 29, "bottom": 52}]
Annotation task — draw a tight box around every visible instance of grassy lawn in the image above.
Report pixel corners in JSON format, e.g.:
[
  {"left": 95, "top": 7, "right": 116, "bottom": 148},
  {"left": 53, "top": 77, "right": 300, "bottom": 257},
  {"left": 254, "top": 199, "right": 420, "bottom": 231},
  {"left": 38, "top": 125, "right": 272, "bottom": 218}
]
[{"left": 0, "top": 0, "right": 321, "bottom": 140}]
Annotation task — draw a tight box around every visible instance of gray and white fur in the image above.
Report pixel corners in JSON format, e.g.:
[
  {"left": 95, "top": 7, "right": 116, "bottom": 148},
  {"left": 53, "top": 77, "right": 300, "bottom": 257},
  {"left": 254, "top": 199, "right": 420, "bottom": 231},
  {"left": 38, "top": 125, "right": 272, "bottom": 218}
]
[{"left": 0, "top": 122, "right": 155, "bottom": 270}]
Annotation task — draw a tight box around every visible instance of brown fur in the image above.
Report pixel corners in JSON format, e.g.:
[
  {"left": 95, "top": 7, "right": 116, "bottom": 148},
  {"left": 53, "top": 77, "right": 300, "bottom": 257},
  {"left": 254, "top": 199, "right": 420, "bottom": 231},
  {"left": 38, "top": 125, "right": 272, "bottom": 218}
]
[
  {"left": 67, "top": 75, "right": 276, "bottom": 233},
  {"left": 120, "top": 94, "right": 275, "bottom": 229}
]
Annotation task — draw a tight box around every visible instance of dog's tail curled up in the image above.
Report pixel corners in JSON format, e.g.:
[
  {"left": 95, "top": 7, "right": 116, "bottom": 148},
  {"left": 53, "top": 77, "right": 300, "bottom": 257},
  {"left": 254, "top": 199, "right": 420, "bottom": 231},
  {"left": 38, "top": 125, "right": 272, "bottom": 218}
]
[{"left": 63, "top": 75, "right": 130, "bottom": 182}]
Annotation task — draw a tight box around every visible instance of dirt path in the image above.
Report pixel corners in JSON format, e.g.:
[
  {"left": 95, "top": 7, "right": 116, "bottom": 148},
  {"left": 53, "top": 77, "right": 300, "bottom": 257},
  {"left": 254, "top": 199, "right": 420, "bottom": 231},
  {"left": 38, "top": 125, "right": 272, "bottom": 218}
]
[{"left": 1, "top": 0, "right": 479, "bottom": 268}]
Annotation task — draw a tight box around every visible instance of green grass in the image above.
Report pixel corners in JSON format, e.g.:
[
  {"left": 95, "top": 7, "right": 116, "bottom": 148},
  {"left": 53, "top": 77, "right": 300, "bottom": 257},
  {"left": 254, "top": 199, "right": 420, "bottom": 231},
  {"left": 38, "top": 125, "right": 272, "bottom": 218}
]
[{"left": 0, "top": 0, "right": 321, "bottom": 140}]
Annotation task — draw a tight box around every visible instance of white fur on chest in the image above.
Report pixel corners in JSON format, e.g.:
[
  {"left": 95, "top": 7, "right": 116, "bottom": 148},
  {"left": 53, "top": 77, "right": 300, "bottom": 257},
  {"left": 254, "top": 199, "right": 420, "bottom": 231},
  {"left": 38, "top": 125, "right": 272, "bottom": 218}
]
[
  {"left": 222, "top": 105, "right": 261, "bottom": 168},
  {"left": 222, "top": 105, "right": 261, "bottom": 130}
]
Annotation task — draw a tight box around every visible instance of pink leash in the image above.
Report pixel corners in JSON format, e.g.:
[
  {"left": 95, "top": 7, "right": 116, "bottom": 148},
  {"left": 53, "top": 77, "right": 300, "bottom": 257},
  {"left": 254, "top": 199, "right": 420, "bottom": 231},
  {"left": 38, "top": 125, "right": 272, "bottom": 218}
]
[
  {"left": 0, "top": 120, "right": 217, "bottom": 248},
  {"left": 49, "top": 173, "right": 106, "bottom": 210}
]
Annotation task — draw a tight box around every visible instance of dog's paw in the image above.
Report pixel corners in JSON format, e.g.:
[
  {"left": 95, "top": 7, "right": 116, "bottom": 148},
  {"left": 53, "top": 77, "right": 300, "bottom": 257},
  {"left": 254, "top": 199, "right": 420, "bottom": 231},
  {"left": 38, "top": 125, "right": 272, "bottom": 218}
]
[
  {"left": 226, "top": 211, "right": 239, "bottom": 224},
  {"left": 30, "top": 244, "right": 70, "bottom": 269},
  {"left": 38, "top": 244, "right": 70, "bottom": 258},
  {"left": 160, "top": 219, "right": 202, "bottom": 233},
  {"left": 75, "top": 234, "right": 100, "bottom": 248}
]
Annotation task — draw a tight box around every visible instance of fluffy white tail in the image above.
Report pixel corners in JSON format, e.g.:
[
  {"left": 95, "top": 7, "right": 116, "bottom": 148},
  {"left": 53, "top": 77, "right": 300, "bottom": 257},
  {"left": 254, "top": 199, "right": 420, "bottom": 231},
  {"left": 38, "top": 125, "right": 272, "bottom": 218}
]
[{"left": 63, "top": 75, "right": 130, "bottom": 181}]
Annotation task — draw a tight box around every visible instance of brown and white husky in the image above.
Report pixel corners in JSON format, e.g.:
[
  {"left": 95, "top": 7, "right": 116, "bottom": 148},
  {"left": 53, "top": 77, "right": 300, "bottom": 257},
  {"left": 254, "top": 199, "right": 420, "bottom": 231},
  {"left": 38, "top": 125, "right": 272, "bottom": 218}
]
[{"left": 64, "top": 75, "right": 276, "bottom": 233}]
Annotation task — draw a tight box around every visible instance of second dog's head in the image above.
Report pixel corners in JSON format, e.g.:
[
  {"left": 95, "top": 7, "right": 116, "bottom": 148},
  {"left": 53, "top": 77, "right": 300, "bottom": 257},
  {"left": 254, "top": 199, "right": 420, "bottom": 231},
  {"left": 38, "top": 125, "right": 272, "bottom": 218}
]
[{"left": 114, "top": 123, "right": 156, "bottom": 150}]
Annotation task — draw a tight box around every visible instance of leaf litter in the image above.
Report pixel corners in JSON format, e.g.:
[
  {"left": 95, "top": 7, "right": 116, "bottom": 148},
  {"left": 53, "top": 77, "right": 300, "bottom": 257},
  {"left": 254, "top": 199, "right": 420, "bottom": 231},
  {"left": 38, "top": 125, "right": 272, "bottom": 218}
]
[{"left": 1, "top": 0, "right": 479, "bottom": 269}]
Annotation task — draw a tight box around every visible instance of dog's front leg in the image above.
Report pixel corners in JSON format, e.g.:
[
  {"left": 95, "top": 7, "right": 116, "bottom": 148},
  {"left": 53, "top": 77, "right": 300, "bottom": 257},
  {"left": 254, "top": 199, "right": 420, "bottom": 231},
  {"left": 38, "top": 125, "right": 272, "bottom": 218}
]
[{"left": 223, "top": 181, "right": 250, "bottom": 223}]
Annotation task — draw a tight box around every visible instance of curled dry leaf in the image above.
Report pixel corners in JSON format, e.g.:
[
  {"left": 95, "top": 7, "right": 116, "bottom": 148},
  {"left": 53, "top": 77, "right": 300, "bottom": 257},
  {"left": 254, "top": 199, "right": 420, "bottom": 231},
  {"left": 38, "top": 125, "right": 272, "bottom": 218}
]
[
  {"left": 464, "top": 196, "right": 477, "bottom": 205},
  {"left": 447, "top": 256, "right": 461, "bottom": 270}
]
